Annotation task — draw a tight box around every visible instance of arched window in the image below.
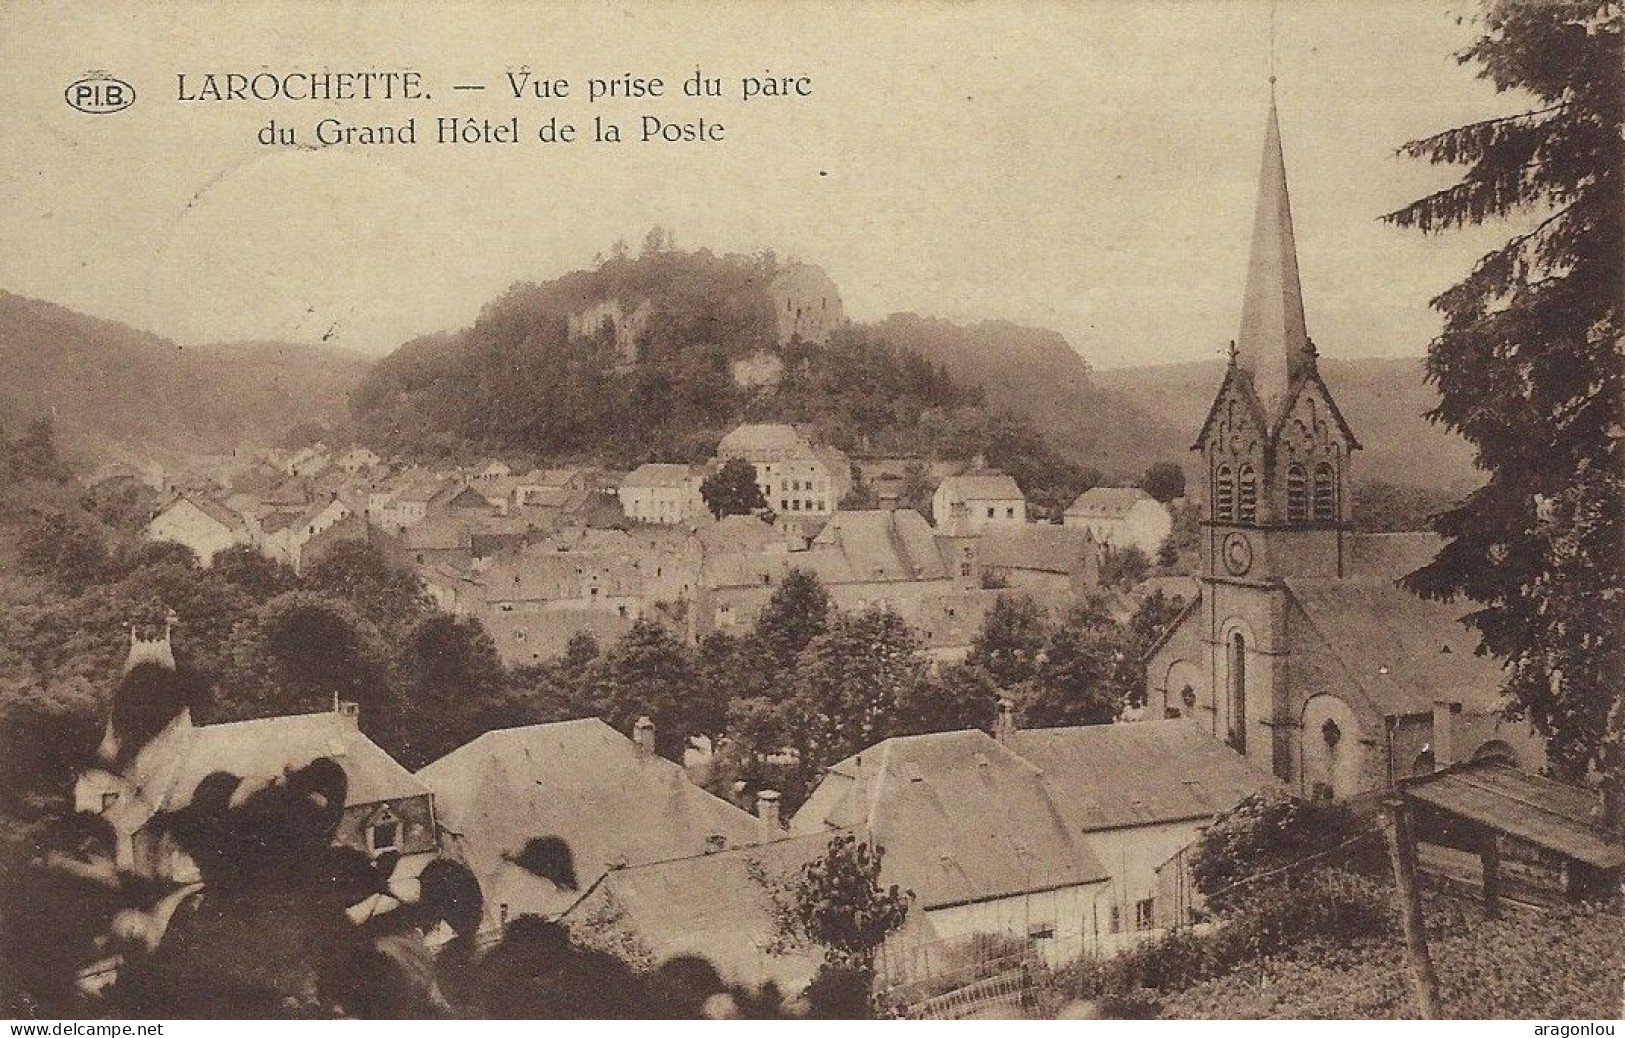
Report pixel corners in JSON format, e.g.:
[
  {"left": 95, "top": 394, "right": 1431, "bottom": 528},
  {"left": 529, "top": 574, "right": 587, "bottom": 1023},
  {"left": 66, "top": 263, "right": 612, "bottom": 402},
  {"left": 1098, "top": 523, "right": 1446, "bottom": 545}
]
[
  {"left": 1313, "top": 462, "right": 1337, "bottom": 521},
  {"left": 1227, "top": 632, "right": 1247, "bottom": 753},
  {"left": 1237, "top": 465, "right": 1258, "bottom": 524},
  {"left": 1214, "top": 464, "right": 1235, "bottom": 522},
  {"left": 1286, "top": 464, "right": 1308, "bottom": 522}
]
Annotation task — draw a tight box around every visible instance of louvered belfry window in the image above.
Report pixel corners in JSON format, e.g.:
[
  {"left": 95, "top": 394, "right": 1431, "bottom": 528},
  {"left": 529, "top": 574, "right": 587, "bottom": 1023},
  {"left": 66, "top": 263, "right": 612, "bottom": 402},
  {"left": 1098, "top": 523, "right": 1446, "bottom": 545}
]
[
  {"left": 1313, "top": 462, "right": 1336, "bottom": 521},
  {"left": 1287, "top": 464, "right": 1308, "bottom": 522},
  {"left": 1215, "top": 464, "right": 1235, "bottom": 522},
  {"left": 1237, "top": 465, "right": 1258, "bottom": 524}
]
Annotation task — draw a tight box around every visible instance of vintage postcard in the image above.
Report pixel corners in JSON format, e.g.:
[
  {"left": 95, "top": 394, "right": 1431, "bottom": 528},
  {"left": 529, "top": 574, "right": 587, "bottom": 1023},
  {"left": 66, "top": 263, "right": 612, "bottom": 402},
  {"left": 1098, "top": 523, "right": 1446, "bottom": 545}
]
[{"left": 0, "top": 0, "right": 1619, "bottom": 1023}]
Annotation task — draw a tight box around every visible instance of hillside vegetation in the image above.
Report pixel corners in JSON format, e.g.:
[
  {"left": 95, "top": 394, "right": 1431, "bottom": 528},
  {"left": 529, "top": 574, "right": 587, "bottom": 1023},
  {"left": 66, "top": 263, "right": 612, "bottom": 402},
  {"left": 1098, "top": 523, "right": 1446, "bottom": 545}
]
[{"left": 0, "top": 291, "right": 367, "bottom": 464}]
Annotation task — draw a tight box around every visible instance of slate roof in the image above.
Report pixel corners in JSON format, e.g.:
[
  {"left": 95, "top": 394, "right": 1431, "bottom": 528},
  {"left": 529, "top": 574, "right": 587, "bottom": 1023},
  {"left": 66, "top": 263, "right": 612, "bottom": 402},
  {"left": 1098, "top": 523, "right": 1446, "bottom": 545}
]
[
  {"left": 1405, "top": 761, "right": 1623, "bottom": 869},
  {"left": 1285, "top": 576, "right": 1506, "bottom": 716},
  {"left": 716, "top": 423, "right": 810, "bottom": 459},
  {"left": 804, "top": 509, "right": 946, "bottom": 583},
  {"left": 937, "top": 471, "right": 1024, "bottom": 501},
  {"left": 118, "top": 711, "right": 427, "bottom": 836},
  {"left": 791, "top": 730, "right": 1109, "bottom": 910},
  {"left": 417, "top": 719, "right": 765, "bottom": 925},
  {"left": 1347, "top": 532, "right": 1444, "bottom": 582},
  {"left": 1065, "top": 487, "right": 1154, "bottom": 517},
  {"left": 979, "top": 525, "right": 1099, "bottom": 575},
  {"left": 621, "top": 463, "right": 698, "bottom": 489},
  {"left": 561, "top": 831, "right": 837, "bottom": 992},
  {"left": 1005, "top": 720, "right": 1279, "bottom": 832},
  {"left": 173, "top": 495, "right": 247, "bottom": 534}
]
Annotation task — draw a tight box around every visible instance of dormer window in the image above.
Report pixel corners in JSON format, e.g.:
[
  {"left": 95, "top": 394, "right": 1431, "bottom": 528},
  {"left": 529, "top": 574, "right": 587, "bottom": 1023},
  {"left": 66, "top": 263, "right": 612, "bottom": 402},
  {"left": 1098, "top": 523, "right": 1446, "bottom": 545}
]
[{"left": 367, "top": 806, "right": 402, "bottom": 856}]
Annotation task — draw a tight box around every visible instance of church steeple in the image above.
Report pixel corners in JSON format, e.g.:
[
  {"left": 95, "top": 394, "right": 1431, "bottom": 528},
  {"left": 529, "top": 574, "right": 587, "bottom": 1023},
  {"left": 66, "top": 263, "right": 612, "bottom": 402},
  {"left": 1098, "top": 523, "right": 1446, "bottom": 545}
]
[{"left": 1235, "top": 85, "right": 1312, "bottom": 418}]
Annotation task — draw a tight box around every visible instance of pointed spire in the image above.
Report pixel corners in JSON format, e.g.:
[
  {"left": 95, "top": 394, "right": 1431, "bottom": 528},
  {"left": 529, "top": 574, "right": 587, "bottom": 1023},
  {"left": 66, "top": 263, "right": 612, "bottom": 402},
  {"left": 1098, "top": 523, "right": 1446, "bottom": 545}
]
[{"left": 1235, "top": 85, "right": 1312, "bottom": 417}]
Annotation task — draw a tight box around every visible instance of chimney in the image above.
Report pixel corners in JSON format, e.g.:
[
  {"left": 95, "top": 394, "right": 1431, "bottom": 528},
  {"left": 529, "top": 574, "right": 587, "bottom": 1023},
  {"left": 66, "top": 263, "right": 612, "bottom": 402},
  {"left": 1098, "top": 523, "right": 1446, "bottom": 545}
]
[
  {"left": 632, "top": 715, "right": 656, "bottom": 757},
  {"left": 332, "top": 694, "right": 361, "bottom": 728},
  {"left": 1431, "top": 701, "right": 1461, "bottom": 768},
  {"left": 756, "top": 789, "right": 782, "bottom": 833},
  {"left": 994, "top": 697, "right": 1017, "bottom": 743}
]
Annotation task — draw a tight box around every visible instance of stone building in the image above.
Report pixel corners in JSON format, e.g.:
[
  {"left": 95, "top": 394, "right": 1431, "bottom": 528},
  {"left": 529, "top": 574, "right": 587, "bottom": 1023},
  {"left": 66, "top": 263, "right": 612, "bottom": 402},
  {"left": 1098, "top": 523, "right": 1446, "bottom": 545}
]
[
  {"left": 768, "top": 262, "right": 844, "bottom": 345},
  {"left": 1143, "top": 92, "right": 1539, "bottom": 799}
]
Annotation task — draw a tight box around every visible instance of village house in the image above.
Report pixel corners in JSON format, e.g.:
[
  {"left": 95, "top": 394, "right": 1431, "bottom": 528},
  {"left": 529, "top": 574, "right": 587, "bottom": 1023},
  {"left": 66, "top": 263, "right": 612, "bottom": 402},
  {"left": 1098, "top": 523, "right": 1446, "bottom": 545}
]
[
  {"left": 694, "top": 509, "right": 994, "bottom": 661},
  {"left": 75, "top": 628, "right": 437, "bottom": 886},
  {"left": 332, "top": 445, "right": 382, "bottom": 474},
  {"left": 932, "top": 470, "right": 1027, "bottom": 534},
  {"left": 978, "top": 524, "right": 1102, "bottom": 601},
  {"left": 618, "top": 463, "right": 707, "bottom": 525},
  {"left": 417, "top": 717, "right": 765, "bottom": 937},
  {"left": 283, "top": 443, "right": 332, "bottom": 479},
  {"left": 559, "top": 830, "right": 837, "bottom": 995},
  {"left": 1063, "top": 487, "right": 1173, "bottom": 556},
  {"left": 999, "top": 715, "right": 1279, "bottom": 939},
  {"left": 714, "top": 423, "right": 852, "bottom": 520},
  {"left": 1143, "top": 93, "right": 1541, "bottom": 799},
  {"left": 791, "top": 729, "right": 1111, "bottom": 968},
  {"left": 144, "top": 495, "right": 249, "bottom": 566}
]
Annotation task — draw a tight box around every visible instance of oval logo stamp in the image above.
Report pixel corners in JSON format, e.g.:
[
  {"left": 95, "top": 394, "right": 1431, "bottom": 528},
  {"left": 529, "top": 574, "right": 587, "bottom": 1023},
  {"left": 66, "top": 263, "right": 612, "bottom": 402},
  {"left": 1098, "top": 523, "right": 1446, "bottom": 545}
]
[{"left": 65, "top": 72, "right": 135, "bottom": 114}]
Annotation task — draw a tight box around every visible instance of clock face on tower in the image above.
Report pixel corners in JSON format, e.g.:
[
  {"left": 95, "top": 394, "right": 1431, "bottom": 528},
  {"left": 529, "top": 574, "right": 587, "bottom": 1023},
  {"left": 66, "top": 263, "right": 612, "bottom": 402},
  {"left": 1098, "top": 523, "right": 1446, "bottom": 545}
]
[{"left": 1222, "top": 531, "right": 1254, "bottom": 576}]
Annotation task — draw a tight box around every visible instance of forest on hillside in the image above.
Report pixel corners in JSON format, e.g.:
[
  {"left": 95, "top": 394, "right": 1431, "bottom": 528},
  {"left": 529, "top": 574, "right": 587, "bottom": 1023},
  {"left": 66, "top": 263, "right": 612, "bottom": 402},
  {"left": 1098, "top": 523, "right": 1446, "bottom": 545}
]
[{"left": 350, "top": 244, "right": 1101, "bottom": 515}]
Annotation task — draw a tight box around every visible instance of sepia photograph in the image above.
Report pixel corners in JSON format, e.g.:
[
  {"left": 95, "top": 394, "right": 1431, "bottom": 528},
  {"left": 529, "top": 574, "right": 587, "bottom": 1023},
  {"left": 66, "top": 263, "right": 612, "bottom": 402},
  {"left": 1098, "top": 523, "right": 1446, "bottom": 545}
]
[{"left": 0, "top": 0, "right": 1619, "bottom": 1023}]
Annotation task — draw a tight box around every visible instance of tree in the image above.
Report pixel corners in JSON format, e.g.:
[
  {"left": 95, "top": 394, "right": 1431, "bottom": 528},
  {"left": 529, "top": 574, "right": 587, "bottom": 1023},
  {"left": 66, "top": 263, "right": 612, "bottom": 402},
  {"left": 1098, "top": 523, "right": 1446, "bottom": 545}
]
[
  {"left": 700, "top": 458, "right": 767, "bottom": 519},
  {"left": 399, "top": 614, "right": 510, "bottom": 767},
  {"left": 779, "top": 833, "right": 911, "bottom": 974},
  {"left": 303, "top": 541, "right": 432, "bottom": 635},
  {"left": 897, "top": 662, "right": 999, "bottom": 736},
  {"left": 227, "top": 592, "right": 399, "bottom": 734},
  {"left": 787, "top": 608, "right": 927, "bottom": 782},
  {"left": 17, "top": 508, "right": 116, "bottom": 592},
  {"left": 1118, "top": 590, "right": 1189, "bottom": 710},
  {"left": 1141, "top": 461, "right": 1187, "bottom": 503},
  {"left": 967, "top": 593, "right": 1049, "bottom": 689},
  {"left": 588, "top": 619, "right": 713, "bottom": 760},
  {"left": 754, "top": 569, "right": 831, "bottom": 668},
  {"left": 1023, "top": 598, "right": 1125, "bottom": 728},
  {"left": 1382, "top": 1, "right": 1623, "bottom": 789},
  {"left": 1100, "top": 545, "right": 1151, "bottom": 590}
]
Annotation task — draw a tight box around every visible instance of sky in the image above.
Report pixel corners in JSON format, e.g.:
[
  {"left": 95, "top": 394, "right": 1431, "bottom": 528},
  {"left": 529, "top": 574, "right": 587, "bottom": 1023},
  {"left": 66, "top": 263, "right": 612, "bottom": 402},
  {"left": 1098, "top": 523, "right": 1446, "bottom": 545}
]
[{"left": 0, "top": 0, "right": 1529, "bottom": 370}]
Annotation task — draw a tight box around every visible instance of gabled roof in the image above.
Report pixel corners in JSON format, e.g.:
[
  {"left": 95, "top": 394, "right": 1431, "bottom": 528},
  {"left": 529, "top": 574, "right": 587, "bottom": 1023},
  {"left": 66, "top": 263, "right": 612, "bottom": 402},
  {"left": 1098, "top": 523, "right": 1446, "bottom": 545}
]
[
  {"left": 791, "top": 730, "right": 1109, "bottom": 910},
  {"left": 417, "top": 719, "right": 765, "bottom": 923},
  {"left": 121, "top": 711, "right": 427, "bottom": 835},
  {"left": 1269, "top": 365, "right": 1362, "bottom": 450},
  {"left": 805, "top": 509, "right": 946, "bottom": 583},
  {"left": 716, "top": 423, "right": 811, "bottom": 459},
  {"left": 620, "top": 463, "right": 699, "bottom": 489},
  {"left": 162, "top": 495, "right": 246, "bottom": 534},
  {"left": 1065, "top": 487, "right": 1157, "bottom": 518},
  {"left": 560, "top": 831, "right": 838, "bottom": 993},
  {"left": 978, "top": 525, "right": 1099, "bottom": 576},
  {"left": 1284, "top": 577, "right": 1507, "bottom": 717},
  {"left": 1404, "top": 761, "right": 1623, "bottom": 870},
  {"left": 1006, "top": 720, "right": 1279, "bottom": 832},
  {"left": 1191, "top": 359, "right": 1271, "bottom": 451},
  {"left": 937, "top": 471, "right": 1024, "bottom": 502}
]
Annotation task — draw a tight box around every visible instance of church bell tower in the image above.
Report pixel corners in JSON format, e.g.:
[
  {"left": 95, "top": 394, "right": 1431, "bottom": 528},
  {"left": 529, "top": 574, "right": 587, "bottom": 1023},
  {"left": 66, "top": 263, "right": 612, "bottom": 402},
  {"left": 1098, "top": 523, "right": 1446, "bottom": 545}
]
[{"left": 1194, "top": 86, "right": 1360, "bottom": 586}]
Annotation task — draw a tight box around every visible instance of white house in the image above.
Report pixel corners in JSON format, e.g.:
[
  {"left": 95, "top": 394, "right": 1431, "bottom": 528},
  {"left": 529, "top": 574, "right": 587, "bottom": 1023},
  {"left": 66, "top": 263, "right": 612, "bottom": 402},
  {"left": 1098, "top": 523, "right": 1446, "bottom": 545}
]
[
  {"left": 715, "top": 424, "right": 851, "bottom": 519},
  {"left": 144, "top": 496, "right": 248, "bottom": 566},
  {"left": 932, "top": 470, "right": 1027, "bottom": 534},
  {"left": 1063, "top": 487, "right": 1173, "bottom": 556},
  {"left": 618, "top": 463, "right": 706, "bottom": 525}
]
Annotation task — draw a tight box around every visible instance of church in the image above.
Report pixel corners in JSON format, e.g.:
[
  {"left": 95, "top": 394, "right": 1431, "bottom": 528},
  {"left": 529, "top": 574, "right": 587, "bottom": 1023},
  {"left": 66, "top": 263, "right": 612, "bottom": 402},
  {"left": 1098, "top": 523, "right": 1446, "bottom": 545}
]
[{"left": 1144, "top": 89, "right": 1541, "bottom": 800}]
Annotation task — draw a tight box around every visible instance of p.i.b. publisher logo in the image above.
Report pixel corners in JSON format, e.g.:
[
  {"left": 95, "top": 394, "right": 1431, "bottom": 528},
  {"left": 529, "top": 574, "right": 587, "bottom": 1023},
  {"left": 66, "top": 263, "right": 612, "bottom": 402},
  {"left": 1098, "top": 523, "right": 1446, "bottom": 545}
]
[{"left": 65, "top": 70, "right": 135, "bottom": 114}]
